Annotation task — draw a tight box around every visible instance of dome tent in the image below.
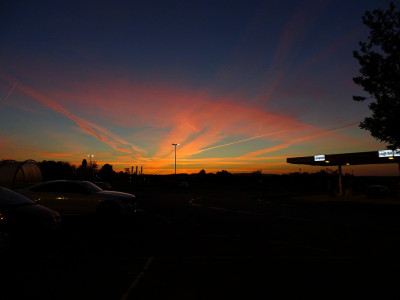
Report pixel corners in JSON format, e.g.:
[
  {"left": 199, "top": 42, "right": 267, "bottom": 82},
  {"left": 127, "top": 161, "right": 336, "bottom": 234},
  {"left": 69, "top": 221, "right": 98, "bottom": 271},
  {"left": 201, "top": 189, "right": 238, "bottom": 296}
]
[{"left": 0, "top": 160, "right": 42, "bottom": 189}]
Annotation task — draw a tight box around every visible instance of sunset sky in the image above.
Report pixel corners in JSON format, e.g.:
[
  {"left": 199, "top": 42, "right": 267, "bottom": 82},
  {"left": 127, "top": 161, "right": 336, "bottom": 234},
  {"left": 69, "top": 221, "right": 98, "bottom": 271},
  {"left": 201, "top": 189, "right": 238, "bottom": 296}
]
[{"left": 1, "top": 0, "right": 398, "bottom": 175}]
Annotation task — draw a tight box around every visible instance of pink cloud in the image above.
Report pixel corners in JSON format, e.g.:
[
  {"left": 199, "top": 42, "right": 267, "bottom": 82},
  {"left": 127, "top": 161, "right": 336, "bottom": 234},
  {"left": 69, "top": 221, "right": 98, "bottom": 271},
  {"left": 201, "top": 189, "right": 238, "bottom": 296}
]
[
  {"left": 1, "top": 69, "right": 372, "bottom": 174},
  {"left": 44, "top": 78, "right": 334, "bottom": 162},
  {"left": 0, "top": 74, "right": 146, "bottom": 158}
]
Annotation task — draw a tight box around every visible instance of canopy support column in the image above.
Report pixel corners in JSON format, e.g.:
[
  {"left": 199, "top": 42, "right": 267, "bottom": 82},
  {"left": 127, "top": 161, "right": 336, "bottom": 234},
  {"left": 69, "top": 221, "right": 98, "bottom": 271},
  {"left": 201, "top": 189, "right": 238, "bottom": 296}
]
[{"left": 338, "top": 164, "right": 343, "bottom": 196}]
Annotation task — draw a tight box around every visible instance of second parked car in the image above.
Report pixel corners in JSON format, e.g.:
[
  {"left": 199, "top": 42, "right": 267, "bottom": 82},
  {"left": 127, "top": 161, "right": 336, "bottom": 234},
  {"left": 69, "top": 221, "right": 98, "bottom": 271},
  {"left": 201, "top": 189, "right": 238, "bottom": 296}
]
[
  {"left": 0, "top": 186, "right": 61, "bottom": 240},
  {"left": 18, "top": 180, "right": 136, "bottom": 217}
]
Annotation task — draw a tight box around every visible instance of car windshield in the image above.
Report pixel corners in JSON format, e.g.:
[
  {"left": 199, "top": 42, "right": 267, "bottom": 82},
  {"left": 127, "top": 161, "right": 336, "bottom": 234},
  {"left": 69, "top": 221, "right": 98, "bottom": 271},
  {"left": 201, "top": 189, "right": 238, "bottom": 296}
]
[
  {"left": 79, "top": 181, "right": 103, "bottom": 193},
  {"left": 0, "top": 187, "right": 35, "bottom": 206}
]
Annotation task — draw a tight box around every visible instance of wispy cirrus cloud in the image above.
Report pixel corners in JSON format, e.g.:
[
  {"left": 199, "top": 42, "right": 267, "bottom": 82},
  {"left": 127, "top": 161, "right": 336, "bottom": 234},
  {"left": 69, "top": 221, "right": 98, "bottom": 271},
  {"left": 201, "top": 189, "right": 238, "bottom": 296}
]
[
  {"left": 189, "top": 130, "right": 286, "bottom": 155},
  {"left": 53, "top": 80, "right": 313, "bottom": 157},
  {"left": 1, "top": 81, "right": 17, "bottom": 103},
  {"left": 240, "top": 122, "right": 360, "bottom": 159},
  {"left": 0, "top": 71, "right": 368, "bottom": 174},
  {"left": 0, "top": 72, "right": 146, "bottom": 158},
  {"left": 36, "top": 152, "right": 77, "bottom": 159},
  {"left": 45, "top": 78, "right": 361, "bottom": 164}
]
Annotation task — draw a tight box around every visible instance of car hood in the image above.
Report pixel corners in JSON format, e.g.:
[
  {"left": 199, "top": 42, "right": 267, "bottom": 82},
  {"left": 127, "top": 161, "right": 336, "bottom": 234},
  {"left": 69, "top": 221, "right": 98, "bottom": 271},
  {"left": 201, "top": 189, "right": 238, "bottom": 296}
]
[
  {"left": 97, "top": 190, "right": 135, "bottom": 199},
  {"left": 1, "top": 203, "right": 61, "bottom": 224}
]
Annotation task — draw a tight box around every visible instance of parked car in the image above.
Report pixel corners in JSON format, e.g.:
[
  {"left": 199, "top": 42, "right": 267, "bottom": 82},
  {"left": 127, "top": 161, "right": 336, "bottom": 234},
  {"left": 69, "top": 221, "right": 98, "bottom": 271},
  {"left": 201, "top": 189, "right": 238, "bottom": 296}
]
[
  {"left": 0, "top": 186, "right": 61, "bottom": 239},
  {"left": 94, "top": 181, "right": 112, "bottom": 190},
  {"left": 18, "top": 180, "right": 136, "bottom": 218}
]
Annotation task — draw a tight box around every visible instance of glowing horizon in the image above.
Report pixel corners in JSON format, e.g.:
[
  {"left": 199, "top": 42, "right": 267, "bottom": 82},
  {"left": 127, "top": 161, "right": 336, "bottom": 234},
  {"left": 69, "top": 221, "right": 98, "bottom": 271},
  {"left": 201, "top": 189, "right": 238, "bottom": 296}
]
[{"left": 1, "top": 0, "right": 397, "bottom": 176}]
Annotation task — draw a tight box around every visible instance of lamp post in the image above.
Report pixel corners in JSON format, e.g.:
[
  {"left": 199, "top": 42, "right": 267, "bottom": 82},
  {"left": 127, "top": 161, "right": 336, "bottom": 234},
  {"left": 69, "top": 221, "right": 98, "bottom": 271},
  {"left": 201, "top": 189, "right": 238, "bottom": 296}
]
[
  {"left": 87, "top": 154, "right": 94, "bottom": 166},
  {"left": 172, "top": 144, "right": 179, "bottom": 174}
]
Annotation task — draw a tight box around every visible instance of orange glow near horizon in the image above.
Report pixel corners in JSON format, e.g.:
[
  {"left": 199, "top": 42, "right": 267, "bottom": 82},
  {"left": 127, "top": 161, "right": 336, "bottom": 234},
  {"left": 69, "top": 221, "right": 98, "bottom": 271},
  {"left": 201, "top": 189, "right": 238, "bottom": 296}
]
[
  {"left": 1, "top": 0, "right": 396, "bottom": 180},
  {"left": 1, "top": 71, "right": 397, "bottom": 176}
]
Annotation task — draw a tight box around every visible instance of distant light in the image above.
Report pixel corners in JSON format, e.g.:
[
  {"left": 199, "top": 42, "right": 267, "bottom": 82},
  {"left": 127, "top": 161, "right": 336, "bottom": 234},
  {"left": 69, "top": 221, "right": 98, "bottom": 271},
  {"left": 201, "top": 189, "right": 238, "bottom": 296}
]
[
  {"left": 389, "top": 157, "right": 394, "bottom": 160},
  {"left": 325, "top": 160, "right": 330, "bottom": 163},
  {"left": 346, "top": 163, "right": 350, "bottom": 165},
  {"left": 314, "top": 155, "right": 325, "bottom": 161}
]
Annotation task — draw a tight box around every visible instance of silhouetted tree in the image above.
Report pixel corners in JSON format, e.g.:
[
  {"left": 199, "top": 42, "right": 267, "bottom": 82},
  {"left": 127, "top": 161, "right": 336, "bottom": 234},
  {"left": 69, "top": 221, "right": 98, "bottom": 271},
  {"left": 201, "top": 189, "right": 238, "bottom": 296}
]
[
  {"left": 216, "top": 170, "right": 231, "bottom": 176},
  {"left": 89, "top": 160, "right": 98, "bottom": 171},
  {"left": 251, "top": 170, "right": 263, "bottom": 182},
  {"left": 353, "top": 2, "right": 400, "bottom": 148},
  {"left": 38, "top": 160, "right": 76, "bottom": 180},
  {"left": 252, "top": 170, "right": 262, "bottom": 176},
  {"left": 77, "top": 158, "right": 97, "bottom": 180},
  {"left": 199, "top": 169, "right": 206, "bottom": 176},
  {"left": 81, "top": 159, "right": 88, "bottom": 168},
  {"left": 99, "top": 163, "right": 116, "bottom": 181},
  {"left": 216, "top": 170, "right": 232, "bottom": 182}
]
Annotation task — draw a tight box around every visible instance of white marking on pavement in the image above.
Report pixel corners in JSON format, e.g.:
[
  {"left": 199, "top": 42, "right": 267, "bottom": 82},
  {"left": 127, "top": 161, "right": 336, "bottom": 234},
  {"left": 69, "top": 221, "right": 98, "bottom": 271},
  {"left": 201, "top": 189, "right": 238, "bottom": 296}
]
[{"left": 120, "top": 256, "right": 155, "bottom": 300}]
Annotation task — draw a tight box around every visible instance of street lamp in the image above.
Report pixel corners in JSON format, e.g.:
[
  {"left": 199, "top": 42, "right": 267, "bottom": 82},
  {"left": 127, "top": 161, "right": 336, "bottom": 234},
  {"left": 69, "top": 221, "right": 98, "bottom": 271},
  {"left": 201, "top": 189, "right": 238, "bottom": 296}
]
[
  {"left": 87, "top": 154, "right": 94, "bottom": 166},
  {"left": 172, "top": 144, "right": 179, "bottom": 174}
]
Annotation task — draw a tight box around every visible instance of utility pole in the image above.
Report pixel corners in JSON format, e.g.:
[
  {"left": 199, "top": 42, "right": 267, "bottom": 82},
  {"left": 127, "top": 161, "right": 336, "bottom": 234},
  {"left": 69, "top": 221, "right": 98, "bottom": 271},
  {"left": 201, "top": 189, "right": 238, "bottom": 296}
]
[{"left": 172, "top": 143, "right": 179, "bottom": 174}]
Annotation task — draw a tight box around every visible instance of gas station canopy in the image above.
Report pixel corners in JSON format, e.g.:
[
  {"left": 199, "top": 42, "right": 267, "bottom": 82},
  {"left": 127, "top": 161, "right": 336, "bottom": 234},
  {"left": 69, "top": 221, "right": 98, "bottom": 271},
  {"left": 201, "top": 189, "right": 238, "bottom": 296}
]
[
  {"left": 287, "top": 149, "right": 400, "bottom": 167},
  {"left": 287, "top": 149, "right": 400, "bottom": 196}
]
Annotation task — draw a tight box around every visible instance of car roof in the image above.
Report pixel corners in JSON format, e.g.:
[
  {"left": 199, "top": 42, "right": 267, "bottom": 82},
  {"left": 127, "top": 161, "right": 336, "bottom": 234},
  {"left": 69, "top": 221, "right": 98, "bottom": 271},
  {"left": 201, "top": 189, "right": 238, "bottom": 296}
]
[
  {"left": 31, "top": 179, "right": 91, "bottom": 185},
  {"left": 26, "top": 180, "right": 89, "bottom": 189}
]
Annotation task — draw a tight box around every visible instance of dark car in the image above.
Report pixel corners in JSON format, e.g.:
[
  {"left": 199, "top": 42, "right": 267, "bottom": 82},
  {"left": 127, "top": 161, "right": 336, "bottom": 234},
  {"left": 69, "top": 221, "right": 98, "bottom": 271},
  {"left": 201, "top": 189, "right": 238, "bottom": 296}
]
[
  {"left": 0, "top": 186, "right": 61, "bottom": 241},
  {"left": 94, "top": 181, "right": 112, "bottom": 190},
  {"left": 18, "top": 180, "right": 136, "bottom": 218}
]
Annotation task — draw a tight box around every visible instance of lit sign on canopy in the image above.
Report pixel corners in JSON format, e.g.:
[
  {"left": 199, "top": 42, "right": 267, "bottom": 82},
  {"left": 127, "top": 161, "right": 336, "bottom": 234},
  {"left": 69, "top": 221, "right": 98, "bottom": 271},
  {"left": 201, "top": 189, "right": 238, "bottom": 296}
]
[
  {"left": 314, "top": 155, "right": 325, "bottom": 162},
  {"left": 379, "top": 150, "right": 393, "bottom": 157},
  {"left": 378, "top": 149, "right": 400, "bottom": 157}
]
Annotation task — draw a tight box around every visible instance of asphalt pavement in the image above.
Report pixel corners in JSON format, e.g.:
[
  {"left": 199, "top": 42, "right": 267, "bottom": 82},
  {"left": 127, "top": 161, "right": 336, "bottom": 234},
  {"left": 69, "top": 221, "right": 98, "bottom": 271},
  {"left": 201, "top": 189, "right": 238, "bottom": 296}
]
[{"left": 1, "top": 193, "right": 400, "bottom": 299}]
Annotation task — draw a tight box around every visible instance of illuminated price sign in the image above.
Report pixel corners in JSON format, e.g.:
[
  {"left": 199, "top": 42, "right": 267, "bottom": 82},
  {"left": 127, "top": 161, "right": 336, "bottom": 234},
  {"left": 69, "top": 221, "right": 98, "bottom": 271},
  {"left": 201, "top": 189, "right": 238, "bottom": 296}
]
[
  {"left": 314, "top": 155, "right": 325, "bottom": 161},
  {"left": 378, "top": 149, "right": 400, "bottom": 157},
  {"left": 379, "top": 150, "right": 393, "bottom": 157}
]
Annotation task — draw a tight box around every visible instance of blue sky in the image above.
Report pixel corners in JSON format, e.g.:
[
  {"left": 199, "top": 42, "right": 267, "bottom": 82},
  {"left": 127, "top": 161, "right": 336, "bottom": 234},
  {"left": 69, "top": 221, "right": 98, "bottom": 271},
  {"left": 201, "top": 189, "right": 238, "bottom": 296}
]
[{"left": 1, "top": 0, "right": 398, "bottom": 175}]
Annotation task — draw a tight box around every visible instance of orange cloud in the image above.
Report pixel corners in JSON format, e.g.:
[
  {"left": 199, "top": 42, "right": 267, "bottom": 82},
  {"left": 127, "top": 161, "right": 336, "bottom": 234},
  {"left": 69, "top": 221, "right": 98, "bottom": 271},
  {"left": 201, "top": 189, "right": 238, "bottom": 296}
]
[
  {"left": 52, "top": 81, "right": 311, "bottom": 160},
  {"left": 36, "top": 152, "right": 77, "bottom": 159},
  {"left": 1, "top": 70, "right": 373, "bottom": 175},
  {"left": 51, "top": 78, "right": 360, "bottom": 170}
]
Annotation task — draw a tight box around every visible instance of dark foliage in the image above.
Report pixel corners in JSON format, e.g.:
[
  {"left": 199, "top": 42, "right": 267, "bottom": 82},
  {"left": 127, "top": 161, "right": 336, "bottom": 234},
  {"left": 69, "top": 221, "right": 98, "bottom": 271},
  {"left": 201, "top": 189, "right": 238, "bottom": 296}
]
[
  {"left": 98, "top": 163, "right": 116, "bottom": 181},
  {"left": 353, "top": 2, "right": 400, "bottom": 148},
  {"left": 38, "top": 160, "right": 76, "bottom": 180}
]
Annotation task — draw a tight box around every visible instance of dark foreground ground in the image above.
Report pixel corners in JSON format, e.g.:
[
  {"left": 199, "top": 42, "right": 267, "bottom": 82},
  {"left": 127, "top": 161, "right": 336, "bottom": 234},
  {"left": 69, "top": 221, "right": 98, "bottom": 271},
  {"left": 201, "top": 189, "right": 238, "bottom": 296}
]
[{"left": 1, "top": 188, "right": 400, "bottom": 299}]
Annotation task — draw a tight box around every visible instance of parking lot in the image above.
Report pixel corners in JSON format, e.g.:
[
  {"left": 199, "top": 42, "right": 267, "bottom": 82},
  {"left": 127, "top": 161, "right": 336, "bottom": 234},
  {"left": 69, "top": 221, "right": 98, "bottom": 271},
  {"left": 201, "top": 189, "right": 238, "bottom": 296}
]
[{"left": 2, "top": 191, "right": 400, "bottom": 299}]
